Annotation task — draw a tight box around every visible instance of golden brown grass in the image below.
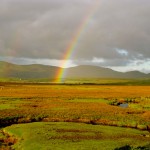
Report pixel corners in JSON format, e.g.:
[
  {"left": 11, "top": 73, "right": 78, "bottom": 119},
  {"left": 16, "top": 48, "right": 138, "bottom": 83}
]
[{"left": 0, "top": 83, "right": 150, "bottom": 130}]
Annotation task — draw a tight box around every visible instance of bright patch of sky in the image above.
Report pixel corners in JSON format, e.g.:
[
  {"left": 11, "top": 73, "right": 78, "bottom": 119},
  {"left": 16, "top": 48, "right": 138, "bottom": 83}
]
[
  {"left": 92, "top": 57, "right": 105, "bottom": 63},
  {"left": 0, "top": 57, "right": 76, "bottom": 68},
  {"left": 115, "top": 48, "right": 129, "bottom": 56},
  {"left": 110, "top": 59, "right": 150, "bottom": 73}
]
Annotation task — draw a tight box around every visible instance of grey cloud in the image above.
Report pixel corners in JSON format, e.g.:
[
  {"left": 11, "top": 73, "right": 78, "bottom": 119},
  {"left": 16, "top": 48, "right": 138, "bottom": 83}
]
[
  {"left": 73, "top": 57, "right": 132, "bottom": 67},
  {"left": 0, "top": 0, "right": 91, "bottom": 58},
  {"left": 72, "top": 0, "right": 150, "bottom": 59},
  {"left": 0, "top": 0, "right": 150, "bottom": 71}
]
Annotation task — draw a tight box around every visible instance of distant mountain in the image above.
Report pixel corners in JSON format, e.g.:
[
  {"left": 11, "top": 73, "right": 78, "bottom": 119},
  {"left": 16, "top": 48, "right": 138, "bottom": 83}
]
[
  {"left": 65, "top": 65, "right": 121, "bottom": 78},
  {"left": 0, "top": 61, "right": 60, "bottom": 79},
  {"left": 0, "top": 61, "right": 149, "bottom": 79},
  {"left": 122, "top": 71, "right": 149, "bottom": 78},
  {"left": 65, "top": 65, "right": 149, "bottom": 78}
]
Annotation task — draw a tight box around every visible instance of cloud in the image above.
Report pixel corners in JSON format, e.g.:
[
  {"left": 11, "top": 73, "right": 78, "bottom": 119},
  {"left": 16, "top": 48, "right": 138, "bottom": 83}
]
[
  {"left": 110, "top": 58, "right": 150, "bottom": 73},
  {"left": 0, "top": 0, "right": 150, "bottom": 72},
  {"left": 0, "top": 56, "right": 76, "bottom": 68},
  {"left": 115, "top": 49, "right": 128, "bottom": 56},
  {"left": 92, "top": 57, "right": 105, "bottom": 63}
]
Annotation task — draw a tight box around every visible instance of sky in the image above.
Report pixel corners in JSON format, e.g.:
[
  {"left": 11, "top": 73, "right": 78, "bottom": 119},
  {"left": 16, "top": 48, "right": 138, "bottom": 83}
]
[{"left": 0, "top": 0, "right": 150, "bottom": 73}]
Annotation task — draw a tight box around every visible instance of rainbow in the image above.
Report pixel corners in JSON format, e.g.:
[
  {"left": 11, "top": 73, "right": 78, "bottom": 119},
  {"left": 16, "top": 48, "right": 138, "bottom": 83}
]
[{"left": 55, "top": 0, "right": 100, "bottom": 82}]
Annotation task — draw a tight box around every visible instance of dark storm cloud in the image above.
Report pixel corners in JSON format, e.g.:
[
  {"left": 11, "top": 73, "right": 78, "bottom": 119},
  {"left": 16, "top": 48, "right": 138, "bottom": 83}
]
[
  {"left": 73, "top": 0, "right": 150, "bottom": 59},
  {"left": 0, "top": 0, "right": 150, "bottom": 71},
  {"left": 0, "top": 0, "right": 90, "bottom": 58}
]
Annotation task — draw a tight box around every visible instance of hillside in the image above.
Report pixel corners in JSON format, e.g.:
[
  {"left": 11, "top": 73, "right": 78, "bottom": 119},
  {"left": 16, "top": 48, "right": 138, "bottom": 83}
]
[
  {"left": 65, "top": 65, "right": 149, "bottom": 78},
  {"left": 0, "top": 61, "right": 149, "bottom": 79},
  {"left": 0, "top": 61, "right": 59, "bottom": 79}
]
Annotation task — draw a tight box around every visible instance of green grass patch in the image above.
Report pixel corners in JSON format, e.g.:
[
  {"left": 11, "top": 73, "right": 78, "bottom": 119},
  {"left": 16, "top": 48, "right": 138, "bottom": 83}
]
[
  {"left": 0, "top": 130, "right": 5, "bottom": 139},
  {"left": 67, "top": 98, "right": 107, "bottom": 103},
  {"left": 4, "top": 122, "right": 150, "bottom": 150},
  {"left": 0, "top": 103, "right": 16, "bottom": 110},
  {"left": 1, "top": 78, "right": 150, "bottom": 85},
  {"left": 0, "top": 97, "right": 28, "bottom": 110}
]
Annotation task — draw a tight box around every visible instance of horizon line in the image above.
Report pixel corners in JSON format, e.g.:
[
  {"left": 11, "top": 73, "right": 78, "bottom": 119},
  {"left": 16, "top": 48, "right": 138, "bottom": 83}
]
[{"left": 0, "top": 60, "right": 149, "bottom": 74}]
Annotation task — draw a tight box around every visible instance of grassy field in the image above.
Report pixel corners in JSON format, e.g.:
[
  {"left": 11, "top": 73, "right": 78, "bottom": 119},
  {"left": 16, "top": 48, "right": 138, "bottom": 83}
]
[
  {"left": 1, "top": 78, "right": 150, "bottom": 85},
  {"left": 1, "top": 122, "right": 150, "bottom": 150},
  {"left": 0, "top": 81, "right": 150, "bottom": 149}
]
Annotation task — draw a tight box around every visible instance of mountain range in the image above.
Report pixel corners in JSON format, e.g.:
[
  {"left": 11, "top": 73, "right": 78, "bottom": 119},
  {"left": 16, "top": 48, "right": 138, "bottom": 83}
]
[{"left": 0, "top": 61, "right": 149, "bottom": 79}]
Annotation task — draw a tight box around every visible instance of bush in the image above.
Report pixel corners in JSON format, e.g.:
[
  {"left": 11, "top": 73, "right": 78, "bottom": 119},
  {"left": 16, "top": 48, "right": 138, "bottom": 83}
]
[{"left": 114, "top": 145, "right": 132, "bottom": 150}]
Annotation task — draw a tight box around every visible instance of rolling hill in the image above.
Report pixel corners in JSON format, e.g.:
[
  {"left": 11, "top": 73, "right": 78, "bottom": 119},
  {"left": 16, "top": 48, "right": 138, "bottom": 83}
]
[
  {"left": 0, "top": 61, "right": 59, "bottom": 79},
  {"left": 65, "top": 65, "right": 149, "bottom": 78},
  {"left": 0, "top": 61, "right": 149, "bottom": 79}
]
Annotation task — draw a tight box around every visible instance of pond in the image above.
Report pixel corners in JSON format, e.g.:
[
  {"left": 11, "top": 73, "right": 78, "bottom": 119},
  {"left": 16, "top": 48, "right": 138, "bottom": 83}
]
[{"left": 119, "top": 103, "right": 128, "bottom": 108}]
